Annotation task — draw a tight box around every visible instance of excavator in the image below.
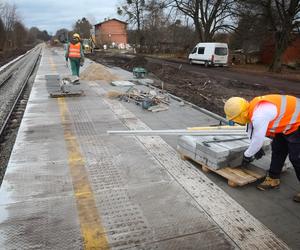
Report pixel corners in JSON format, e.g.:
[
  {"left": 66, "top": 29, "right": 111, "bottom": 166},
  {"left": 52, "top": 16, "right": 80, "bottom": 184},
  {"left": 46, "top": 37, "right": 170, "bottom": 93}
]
[{"left": 82, "top": 36, "right": 96, "bottom": 54}]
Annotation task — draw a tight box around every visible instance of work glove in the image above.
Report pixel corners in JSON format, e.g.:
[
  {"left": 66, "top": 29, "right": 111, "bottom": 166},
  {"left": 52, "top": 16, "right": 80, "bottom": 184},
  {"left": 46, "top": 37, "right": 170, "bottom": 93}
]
[
  {"left": 241, "top": 155, "right": 253, "bottom": 167},
  {"left": 254, "top": 148, "right": 265, "bottom": 160}
]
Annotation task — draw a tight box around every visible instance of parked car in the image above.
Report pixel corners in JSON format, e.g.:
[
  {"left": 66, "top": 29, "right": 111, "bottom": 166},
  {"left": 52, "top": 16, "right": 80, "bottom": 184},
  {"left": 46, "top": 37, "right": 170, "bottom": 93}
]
[{"left": 188, "top": 43, "right": 228, "bottom": 67}]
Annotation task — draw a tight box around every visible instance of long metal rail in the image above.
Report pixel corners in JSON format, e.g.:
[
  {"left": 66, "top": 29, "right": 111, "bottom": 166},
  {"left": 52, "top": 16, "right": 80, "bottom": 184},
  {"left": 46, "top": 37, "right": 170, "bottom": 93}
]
[
  {"left": 0, "top": 70, "right": 16, "bottom": 88},
  {"left": 0, "top": 49, "right": 32, "bottom": 88},
  {"left": 107, "top": 125, "right": 246, "bottom": 136},
  {"left": 0, "top": 47, "right": 41, "bottom": 137},
  {"left": 107, "top": 130, "right": 247, "bottom": 136}
]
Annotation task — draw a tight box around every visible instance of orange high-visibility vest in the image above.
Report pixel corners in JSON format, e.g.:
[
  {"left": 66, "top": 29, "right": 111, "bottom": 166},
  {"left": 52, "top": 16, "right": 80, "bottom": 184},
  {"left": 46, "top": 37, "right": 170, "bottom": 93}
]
[
  {"left": 68, "top": 43, "right": 81, "bottom": 58},
  {"left": 248, "top": 94, "right": 300, "bottom": 137}
]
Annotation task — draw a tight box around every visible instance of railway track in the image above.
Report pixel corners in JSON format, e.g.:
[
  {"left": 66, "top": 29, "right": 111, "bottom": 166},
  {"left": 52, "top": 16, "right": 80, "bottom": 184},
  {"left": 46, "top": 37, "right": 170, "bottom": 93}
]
[
  {"left": 0, "top": 46, "right": 40, "bottom": 136},
  {"left": 0, "top": 46, "right": 41, "bottom": 182},
  {"left": 0, "top": 70, "right": 15, "bottom": 88}
]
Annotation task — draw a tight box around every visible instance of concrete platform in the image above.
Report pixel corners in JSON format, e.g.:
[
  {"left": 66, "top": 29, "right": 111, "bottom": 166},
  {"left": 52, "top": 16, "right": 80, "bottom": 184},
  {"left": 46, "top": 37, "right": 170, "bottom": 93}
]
[{"left": 0, "top": 46, "right": 296, "bottom": 249}]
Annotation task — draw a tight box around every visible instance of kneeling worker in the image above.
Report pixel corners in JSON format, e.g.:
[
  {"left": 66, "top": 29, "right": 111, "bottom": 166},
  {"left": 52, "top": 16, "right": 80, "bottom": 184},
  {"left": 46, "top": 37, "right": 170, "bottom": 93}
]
[{"left": 224, "top": 94, "right": 300, "bottom": 202}]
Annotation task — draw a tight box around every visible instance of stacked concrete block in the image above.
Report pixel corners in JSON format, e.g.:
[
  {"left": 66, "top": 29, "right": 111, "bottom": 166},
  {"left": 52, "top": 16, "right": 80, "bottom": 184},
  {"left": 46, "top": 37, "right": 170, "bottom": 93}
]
[
  {"left": 177, "top": 136, "right": 198, "bottom": 160},
  {"left": 177, "top": 135, "right": 291, "bottom": 171}
]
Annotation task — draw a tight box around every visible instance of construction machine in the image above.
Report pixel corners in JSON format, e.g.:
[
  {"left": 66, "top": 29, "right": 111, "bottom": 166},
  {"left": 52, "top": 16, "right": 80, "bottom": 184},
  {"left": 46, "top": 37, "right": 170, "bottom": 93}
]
[{"left": 82, "top": 37, "right": 96, "bottom": 54}]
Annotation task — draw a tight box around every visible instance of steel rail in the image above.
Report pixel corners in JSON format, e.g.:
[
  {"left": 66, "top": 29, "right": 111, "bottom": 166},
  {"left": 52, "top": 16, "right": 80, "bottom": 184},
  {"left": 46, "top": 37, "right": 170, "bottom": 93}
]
[
  {"left": 0, "top": 48, "right": 33, "bottom": 87},
  {"left": 0, "top": 47, "right": 33, "bottom": 74},
  {"left": 0, "top": 48, "right": 41, "bottom": 137},
  {"left": 0, "top": 70, "right": 16, "bottom": 88}
]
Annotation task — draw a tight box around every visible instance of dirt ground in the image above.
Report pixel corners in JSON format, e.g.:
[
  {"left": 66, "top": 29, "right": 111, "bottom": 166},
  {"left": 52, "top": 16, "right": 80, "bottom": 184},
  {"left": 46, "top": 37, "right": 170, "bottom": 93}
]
[
  {"left": 87, "top": 51, "right": 296, "bottom": 116},
  {"left": 231, "top": 64, "right": 300, "bottom": 82}
]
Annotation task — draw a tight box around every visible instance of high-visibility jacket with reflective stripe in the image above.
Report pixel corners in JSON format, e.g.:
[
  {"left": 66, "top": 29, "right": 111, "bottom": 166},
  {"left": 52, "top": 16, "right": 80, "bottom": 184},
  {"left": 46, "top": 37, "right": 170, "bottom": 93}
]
[
  {"left": 248, "top": 94, "right": 300, "bottom": 136},
  {"left": 68, "top": 42, "right": 81, "bottom": 58}
]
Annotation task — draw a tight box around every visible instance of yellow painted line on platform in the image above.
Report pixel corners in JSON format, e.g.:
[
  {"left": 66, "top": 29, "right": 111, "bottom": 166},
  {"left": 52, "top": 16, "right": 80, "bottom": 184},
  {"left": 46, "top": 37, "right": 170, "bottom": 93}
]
[
  {"left": 48, "top": 55, "right": 109, "bottom": 249},
  {"left": 58, "top": 98, "right": 110, "bottom": 250},
  {"left": 49, "top": 57, "right": 57, "bottom": 72}
]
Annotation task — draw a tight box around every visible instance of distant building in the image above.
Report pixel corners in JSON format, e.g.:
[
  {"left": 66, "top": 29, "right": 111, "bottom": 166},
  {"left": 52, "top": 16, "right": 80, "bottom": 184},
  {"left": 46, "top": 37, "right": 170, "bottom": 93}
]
[
  {"left": 261, "top": 35, "right": 300, "bottom": 65},
  {"left": 94, "top": 19, "right": 128, "bottom": 48}
]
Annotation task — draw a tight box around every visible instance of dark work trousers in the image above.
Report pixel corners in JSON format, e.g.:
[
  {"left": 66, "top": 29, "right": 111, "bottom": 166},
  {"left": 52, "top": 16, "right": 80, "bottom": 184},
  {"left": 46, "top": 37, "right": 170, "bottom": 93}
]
[
  {"left": 269, "top": 129, "right": 300, "bottom": 181},
  {"left": 69, "top": 58, "right": 80, "bottom": 76}
]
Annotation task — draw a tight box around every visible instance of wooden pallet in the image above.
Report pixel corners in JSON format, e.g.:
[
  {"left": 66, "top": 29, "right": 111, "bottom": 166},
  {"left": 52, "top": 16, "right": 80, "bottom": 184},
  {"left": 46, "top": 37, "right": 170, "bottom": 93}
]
[{"left": 180, "top": 154, "right": 266, "bottom": 187}]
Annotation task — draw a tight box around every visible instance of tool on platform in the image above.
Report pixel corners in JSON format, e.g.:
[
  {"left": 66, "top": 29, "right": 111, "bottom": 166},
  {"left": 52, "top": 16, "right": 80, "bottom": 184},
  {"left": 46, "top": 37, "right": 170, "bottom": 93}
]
[
  {"left": 107, "top": 125, "right": 246, "bottom": 136},
  {"left": 133, "top": 67, "right": 147, "bottom": 78},
  {"left": 202, "top": 136, "right": 248, "bottom": 147},
  {"left": 47, "top": 74, "right": 84, "bottom": 98}
]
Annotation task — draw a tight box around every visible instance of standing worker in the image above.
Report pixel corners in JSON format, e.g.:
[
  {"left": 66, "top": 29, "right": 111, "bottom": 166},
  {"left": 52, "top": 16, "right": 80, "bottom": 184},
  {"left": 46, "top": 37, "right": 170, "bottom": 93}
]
[
  {"left": 224, "top": 94, "right": 300, "bottom": 203},
  {"left": 65, "top": 33, "right": 84, "bottom": 81}
]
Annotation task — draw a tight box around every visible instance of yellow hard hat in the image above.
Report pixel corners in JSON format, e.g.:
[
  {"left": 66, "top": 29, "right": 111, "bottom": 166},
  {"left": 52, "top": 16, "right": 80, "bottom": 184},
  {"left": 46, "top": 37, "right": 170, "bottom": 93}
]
[
  {"left": 73, "top": 33, "right": 80, "bottom": 39},
  {"left": 224, "top": 97, "right": 249, "bottom": 123}
]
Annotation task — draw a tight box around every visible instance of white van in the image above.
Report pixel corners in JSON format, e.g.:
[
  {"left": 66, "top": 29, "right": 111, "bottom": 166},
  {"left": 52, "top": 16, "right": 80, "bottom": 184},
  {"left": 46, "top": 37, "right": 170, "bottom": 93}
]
[{"left": 188, "top": 43, "right": 228, "bottom": 66}]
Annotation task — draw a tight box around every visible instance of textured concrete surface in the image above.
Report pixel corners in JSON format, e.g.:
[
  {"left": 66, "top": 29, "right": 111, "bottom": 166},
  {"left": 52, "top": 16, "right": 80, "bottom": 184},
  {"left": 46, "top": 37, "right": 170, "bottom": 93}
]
[
  {"left": 0, "top": 46, "right": 295, "bottom": 249},
  {"left": 107, "top": 65, "right": 300, "bottom": 249}
]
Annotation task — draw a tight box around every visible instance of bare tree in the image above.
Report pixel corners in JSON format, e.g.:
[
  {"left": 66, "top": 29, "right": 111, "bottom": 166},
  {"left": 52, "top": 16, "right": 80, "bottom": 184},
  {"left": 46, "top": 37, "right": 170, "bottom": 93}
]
[
  {"left": 55, "top": 28, "right": 70, "bottom": 43},
  {"left": 173, "top": 0, "right": 236, "bottom": 42},
  {"left": 143, "top": 0, "right": 166, "bottom": 50},
  {"left": 13, "top": 21, "right": 27, "bottom": 47},
  {"left": 266, "top": 0, "right": 300, "bottom": 72},
  {"left": 141, "top": 0, "right": 196, "bottom": 53},
  {"left": 0, "top": 17, "right": 5, "bottom": 50},
  {"left": 73, "top": 17, "right": 92, "bottom": 39},
  {"left": 117, "top": 0, "right": 146, "bottom": 45},
  {"left": 239, "top": 0, "right": 300, "bottom": 72},
  {"left": 1, "top": 2, "right": 17, "bottom": 32},
  {"left": 231, "top": 4, "right": 269, "bottom": 52},
  {"left": 0, "top": 0, "right": 50, "bottom": 56},
  {"left": 0, "top": 2, "right": 18, "bottom": 49}
]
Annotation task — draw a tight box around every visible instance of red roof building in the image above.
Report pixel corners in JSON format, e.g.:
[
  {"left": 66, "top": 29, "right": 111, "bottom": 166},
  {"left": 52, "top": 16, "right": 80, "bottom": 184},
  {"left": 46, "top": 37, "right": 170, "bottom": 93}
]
[{"left": 94, "top": 19, "right": 128, "bottom": 47}]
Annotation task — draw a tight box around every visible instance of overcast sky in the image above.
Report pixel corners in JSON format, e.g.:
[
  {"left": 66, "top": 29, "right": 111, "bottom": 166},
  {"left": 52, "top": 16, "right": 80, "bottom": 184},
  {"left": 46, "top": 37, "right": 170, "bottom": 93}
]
[{"left": 12, "top": 0, "right": 121, "bottom": 34}]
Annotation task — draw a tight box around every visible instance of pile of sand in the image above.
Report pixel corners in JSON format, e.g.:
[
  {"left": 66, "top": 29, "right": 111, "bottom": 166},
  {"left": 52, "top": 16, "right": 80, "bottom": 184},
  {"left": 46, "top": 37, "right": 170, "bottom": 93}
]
[{"left": 80, "top": 63, "right": 120, "bottom": 81}]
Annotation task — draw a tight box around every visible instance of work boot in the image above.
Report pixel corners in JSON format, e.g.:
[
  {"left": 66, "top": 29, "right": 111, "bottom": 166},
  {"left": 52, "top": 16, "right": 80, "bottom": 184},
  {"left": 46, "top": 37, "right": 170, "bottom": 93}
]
[
  {"left": 257, "top": 176, "right": 280, "bottom": 191},
  {"left": 71, "top": 75, "right": 80, "bottom": 83},
  {"left": 293, "top": 193, "right": 300, "bottom": 203}
]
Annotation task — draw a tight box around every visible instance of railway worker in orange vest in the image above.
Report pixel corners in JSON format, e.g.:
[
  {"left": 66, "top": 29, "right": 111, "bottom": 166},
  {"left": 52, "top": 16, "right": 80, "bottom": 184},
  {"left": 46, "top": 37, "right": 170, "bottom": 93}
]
[
  {"left": 65, "top": 33, "right": 84, "bottom": 79},
  {"left": 224, "top": 94, "right": 300, "bottom": 202}
]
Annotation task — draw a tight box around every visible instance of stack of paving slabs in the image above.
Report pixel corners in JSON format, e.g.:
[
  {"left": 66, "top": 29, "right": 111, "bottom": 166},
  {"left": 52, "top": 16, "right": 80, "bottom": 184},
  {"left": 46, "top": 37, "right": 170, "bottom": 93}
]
[
  {"left": 111, "top": 80, "right": 135, "bottom": 87},
  {"left": 177, "top": 135, "right": 291, "bottom": 170}
]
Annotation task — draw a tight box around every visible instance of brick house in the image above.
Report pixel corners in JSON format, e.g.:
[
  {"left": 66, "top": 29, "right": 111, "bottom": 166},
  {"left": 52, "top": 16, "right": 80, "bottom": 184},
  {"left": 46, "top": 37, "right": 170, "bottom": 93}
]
[
  {"left": 261, "top": 35, "right": 300, "bottom": 65},
  {"left": 94, "top": 19, "right": 128, "bottom": 47}
]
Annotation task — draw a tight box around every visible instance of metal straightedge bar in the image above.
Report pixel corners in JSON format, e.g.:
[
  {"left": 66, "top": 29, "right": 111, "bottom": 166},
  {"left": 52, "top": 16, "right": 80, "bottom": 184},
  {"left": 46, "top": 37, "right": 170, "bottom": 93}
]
[
  {"left": 202, "top": 137, "right": 249, "bottom": 147},
  {"left": 107, "top": 129, "right": 247, "bottom": 136},
  {"left": 187, "top": 126, "right": 245, "bottom": 131}
]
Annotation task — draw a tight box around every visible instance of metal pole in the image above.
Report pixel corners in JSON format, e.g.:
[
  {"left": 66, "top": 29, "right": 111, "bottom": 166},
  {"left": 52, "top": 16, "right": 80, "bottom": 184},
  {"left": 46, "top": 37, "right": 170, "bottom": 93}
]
[
  {"left": 107, "top": 130, "right": 247, "bottom": 136},
  {"left": 187, "top": 126, "right": 245, "bottom": 131}
]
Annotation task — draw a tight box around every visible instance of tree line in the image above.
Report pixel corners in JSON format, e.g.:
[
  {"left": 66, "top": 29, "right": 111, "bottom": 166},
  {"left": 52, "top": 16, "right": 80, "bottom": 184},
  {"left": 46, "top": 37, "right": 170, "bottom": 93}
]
[
  {"left": 0, "top": 1, "right": 50, "bottom": 55},
  {"left": 117, "top": 0, "right": 300, "bottom": 72},
  {"left": 54, "top": 17, "right": 92, "bottom": 44}
]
